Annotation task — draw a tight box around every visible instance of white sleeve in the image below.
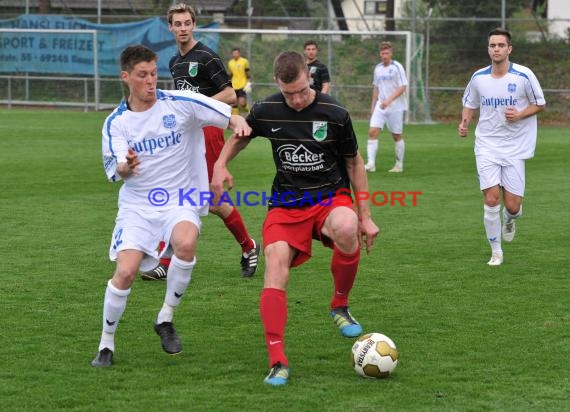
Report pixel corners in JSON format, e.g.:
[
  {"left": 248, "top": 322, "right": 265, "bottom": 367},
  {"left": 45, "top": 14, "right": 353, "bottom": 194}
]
[
  {"left": 102, "top": 117, "right": 129, "bottom": 182},
  {"left": 525, "top": 69, "right": 546, "bottom": 106},
  {"left": 462, "top": 76, "right": 480, "bottom": 109},
  {"left": 164, "top": 90, "right": 231, "bottom": 130},
  {"left": 396, "top": 62, "right": 408, "bottom": 87}
]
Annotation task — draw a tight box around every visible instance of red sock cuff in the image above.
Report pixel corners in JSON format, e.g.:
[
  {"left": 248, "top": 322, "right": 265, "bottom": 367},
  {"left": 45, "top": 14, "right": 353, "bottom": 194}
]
[{"left": 333, "top": 246, "right": 360, "bottom": 262}]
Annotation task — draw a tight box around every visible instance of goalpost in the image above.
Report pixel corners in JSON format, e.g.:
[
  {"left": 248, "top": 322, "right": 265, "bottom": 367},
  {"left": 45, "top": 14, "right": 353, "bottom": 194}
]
[
  {"left": 0, "top": 26, "right": 431, "bottom": 122},
  {"left": 197, "top": 27, "right": 431, "bottom": 123}
]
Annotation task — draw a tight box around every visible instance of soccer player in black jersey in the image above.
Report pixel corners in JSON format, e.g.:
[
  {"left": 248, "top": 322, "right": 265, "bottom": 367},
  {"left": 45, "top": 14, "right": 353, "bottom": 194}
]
[
  {"left": 303, "top": 40, "right": 331, "bottom": 94},
  {"left": 212, "top": 51, "right": 380, "bottom": 385},
  {"left": 141, "top": 3, "right": 259, "bottom": 280}
]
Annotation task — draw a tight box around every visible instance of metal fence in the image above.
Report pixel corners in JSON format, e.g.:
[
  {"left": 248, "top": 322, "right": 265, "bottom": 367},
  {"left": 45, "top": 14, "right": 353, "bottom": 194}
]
[{"left": 1, "top": 14, "right": 569, "bottom": 123}]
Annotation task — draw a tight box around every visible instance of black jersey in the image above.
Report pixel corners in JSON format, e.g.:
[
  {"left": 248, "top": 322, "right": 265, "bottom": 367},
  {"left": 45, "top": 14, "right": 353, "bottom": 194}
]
[
  {"left": 307, "top": 59, "right": 331, "bottom": 92},
  {"left": 247, "top": 91, "right": 358, "bottom": 208},
  {"left": 169, "top": 41, "right": 232, "bottom": 97}
]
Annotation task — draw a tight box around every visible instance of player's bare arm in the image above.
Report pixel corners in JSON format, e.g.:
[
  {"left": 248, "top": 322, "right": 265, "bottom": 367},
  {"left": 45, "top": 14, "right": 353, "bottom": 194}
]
[
  {"left": 211, "top": 86, "right": 237, "bottom": 106},
  {"left": 370, "top": 86, "right": 379, "bottom": 115},
  {"left": 505, "top": 104, "right": 545, "bottom": 123},
  {"left": 345, "top": 153, "right": 380, "bottom": 253},
  {"left": 382, "top": 85, "right": 406, "bottom": 109},
  {"left": 116, "top": 148, "right": 140, "bottom": 179},
  {"left": 227, "top": 115, "right": 252, "bottom": 138},
  {"left": 458, "top": 107, "right": 475, "bottom": 137},
  {"left": 211, "top": 135, "right": 251, "bottom": 196}
]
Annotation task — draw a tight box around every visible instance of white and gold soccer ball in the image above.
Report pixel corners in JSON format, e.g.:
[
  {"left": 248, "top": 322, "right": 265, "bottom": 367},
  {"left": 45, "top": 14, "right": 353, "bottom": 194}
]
[{"left": 351, "top": 333, "right": 399, "bottom": 378}]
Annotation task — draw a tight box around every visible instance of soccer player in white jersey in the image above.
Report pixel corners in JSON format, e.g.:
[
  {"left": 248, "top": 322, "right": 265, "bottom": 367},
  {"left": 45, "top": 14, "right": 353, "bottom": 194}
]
[
  {"left": 91, "top": 45, "right": 251, "bottom": 367},
  {"left": 365, "top": 41, "right": 408, "bottom": 173},
  {"left": 459, "top": 27, "right": 545, "bottom": 266}
]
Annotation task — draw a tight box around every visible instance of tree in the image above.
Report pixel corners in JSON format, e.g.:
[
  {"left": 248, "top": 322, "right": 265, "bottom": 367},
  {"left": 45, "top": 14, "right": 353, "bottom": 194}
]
[
  {"left": 423, "top": 0, "right": 528, "bottom": 18},
  {"left": 405, "top": 0, "right": 530, "bottom": 58}
]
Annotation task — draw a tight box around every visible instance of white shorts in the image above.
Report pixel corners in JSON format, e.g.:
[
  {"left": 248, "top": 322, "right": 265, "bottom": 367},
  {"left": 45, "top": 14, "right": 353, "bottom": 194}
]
[
  {"left": 369, "top": 108, "right": 404, "bottom": 134},
  {"left": 109, "top": 207, "right": 202, "bottom": 272},
  {"left": 475, "top": 156, "right": 526, "bottom": 197}
]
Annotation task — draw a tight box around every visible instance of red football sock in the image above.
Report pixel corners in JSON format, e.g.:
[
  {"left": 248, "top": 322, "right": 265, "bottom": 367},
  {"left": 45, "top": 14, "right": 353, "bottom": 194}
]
[
  {"left": 260, "top": 288, "right": 288, "bottom": 367},
  {"left": 157, "top": 241, "right": 171, "bottom": 267},
  {"left": 330, "top": 247, "right": 361, "bottom": 309},
  {"left": 223, "top": 207, "right": 254, "bottom": 253}
]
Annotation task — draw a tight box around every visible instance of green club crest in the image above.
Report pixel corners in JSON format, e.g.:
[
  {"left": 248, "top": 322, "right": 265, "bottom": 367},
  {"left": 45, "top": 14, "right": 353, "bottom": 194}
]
[
  {"left": 188, "top": 62, "right": 199, "bottom": 77},
  {"left": 312, "top": 121, "right": 327, "bottom": 141}
]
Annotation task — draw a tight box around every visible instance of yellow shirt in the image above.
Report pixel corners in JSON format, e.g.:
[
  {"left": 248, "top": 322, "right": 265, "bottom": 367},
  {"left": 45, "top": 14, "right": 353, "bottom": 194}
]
[{"left": 228, "top": 56, "right": 250, "bottom": 90}]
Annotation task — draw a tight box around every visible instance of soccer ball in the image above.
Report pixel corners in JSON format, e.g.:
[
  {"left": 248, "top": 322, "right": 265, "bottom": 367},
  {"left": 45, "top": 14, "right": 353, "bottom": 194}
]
[{"left": 351, "top": 333, "right": 399, "bottom": 378}]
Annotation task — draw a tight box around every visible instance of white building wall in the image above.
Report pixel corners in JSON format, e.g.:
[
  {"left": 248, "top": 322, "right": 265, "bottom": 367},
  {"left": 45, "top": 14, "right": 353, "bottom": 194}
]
[
  {"left": 340, "top": 0, "right": 405, "bottom": 32},
  {"left": 548, "top": 0, "right": 570, "bottom": 38},
  {"left": 340, "top": 0, "right": 570, "bottom": 39}
]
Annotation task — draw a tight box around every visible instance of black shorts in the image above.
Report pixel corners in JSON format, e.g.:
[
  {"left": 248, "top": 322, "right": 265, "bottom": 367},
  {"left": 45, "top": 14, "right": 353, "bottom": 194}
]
[{"left": 235, "top": 89, "right": 246, "bottom": 98}]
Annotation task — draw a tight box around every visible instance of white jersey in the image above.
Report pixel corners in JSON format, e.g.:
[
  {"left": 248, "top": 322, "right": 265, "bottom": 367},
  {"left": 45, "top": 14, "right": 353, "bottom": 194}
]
[
  {"left": 372, "top": 60, "right": 408, "bottom": 112},
  {"left": 102, "top": 89, "right": 231, "bottom": 214},
  {"left": 462, "top": 62, "right": 545, "bottom": 159}
]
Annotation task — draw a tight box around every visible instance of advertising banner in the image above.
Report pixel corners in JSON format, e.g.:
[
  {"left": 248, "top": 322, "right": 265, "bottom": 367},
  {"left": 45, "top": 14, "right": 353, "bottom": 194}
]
[{"left": 0, "top": 14, "right": 219, "bottom": 77}]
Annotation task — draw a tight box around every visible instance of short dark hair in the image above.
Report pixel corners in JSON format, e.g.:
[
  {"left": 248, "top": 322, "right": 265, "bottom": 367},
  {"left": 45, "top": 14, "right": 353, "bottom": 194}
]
[
  {"left": 232, "top": 47, "right": 241, "bottom": 53},
  {"left": 120, "top": 45, "right": 157, "bottom": 72},
  {"left": 303, "top": 40, "right": 318, "bottom": 49},
  {"left": 167, "top": 2, "right": 196, "bottom": 25},
  {"left": 274, "top": 51, "right": 307, "bottom": 83},
  {"left": 488, "top": 27, "right": 512, "bottom": 44}
]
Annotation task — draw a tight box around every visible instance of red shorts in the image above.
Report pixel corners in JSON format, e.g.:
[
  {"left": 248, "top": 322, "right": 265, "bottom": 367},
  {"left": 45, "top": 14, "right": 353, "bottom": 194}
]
[
  {"left": 262, "top": 195, "right": 354, "bottom": 267},
  {"left": 204, "top": 126, "right": 225, "bottom": 182}
]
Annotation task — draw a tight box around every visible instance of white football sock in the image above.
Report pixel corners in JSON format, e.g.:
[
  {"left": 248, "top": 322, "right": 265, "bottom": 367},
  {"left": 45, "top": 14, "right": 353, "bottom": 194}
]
[
  {"left": 367, "top": 140, "right": 378, "bottom": 166},
  {"left": 483, "top": 204, "right": 502, "bottom": 253},
  {"left": 503, "top": 205, "right": 522, "bottom": 223},
  {"left": 395, "top": 139, "right": 405, "bottom": 169},
  {"left": 157, "top": 255, "right": 195, "bottom": 324},
  {"left": 99, "top": 279, "right": 131, "bottom": 352}
]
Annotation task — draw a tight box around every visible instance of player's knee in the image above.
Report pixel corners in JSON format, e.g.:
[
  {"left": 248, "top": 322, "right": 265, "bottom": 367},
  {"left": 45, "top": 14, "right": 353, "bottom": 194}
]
[
  {"left": 484, "top": 198, "right": 500, "bottom": 208},
  {"left": 505, "top": 204, "right": 521, "bottom": 216},
  {"left": 330, "top": 220, "right": 359, "bottom": 248},
  {"left": 483, "top": 189, "right": 501, "bottom": 207},
  {"left": 112, "top": 267, "right": 137, "bottom": 288},
  {"left": 172, "top": 240, "right": 195, "bottom": 262}
]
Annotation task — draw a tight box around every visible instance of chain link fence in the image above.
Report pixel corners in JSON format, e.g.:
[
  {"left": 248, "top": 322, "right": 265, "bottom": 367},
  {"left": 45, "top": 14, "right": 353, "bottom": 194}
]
[{"left": 1, "top": 13, "right": 568, "bottom": 123}]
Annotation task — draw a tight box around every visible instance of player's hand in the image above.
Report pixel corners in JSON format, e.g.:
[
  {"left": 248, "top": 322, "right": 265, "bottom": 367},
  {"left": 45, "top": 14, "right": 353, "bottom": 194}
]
[
  {"left": 229, "top": 115, "right": 251, "bottom": 138},
  {"left": 126, "top": 148, "right": 140, "bottom": 170},
  {"left": 359, "top": 218, "right": 380, "bottom": 254},
  {"left": 458, "top": 119, "right": 469, "bottom": 137},
  {"left": 244, "top": 82, "right": 252, "bottom": 94},
  {"left": 505, "top": 107, "right": 519, "bottom": 123},
  {"left": 211, "top": 163, "right": 234, "bottom": 198},
  {"left": 117, "top": 148, "right": 140, "bottom": 179}
]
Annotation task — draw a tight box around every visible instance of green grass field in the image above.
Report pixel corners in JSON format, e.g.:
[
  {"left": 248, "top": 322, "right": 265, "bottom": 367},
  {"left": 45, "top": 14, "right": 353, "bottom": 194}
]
[{"left": 0, "top": 110, "right": 568, "bottom": 411}]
